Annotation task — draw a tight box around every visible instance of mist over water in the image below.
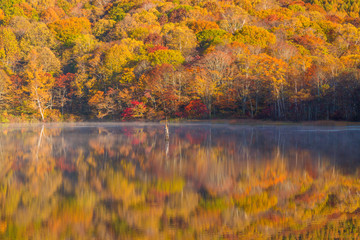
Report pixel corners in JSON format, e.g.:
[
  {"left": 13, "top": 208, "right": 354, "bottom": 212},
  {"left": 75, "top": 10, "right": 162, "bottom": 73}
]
[{"left": 0, "top": 123, "right": 360, "bottom": 239}]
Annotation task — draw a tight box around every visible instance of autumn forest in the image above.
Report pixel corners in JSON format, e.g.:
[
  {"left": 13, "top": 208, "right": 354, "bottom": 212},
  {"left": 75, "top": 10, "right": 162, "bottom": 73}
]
[{"left": 1, "top": 0, "right": 360, "bottom": 122}]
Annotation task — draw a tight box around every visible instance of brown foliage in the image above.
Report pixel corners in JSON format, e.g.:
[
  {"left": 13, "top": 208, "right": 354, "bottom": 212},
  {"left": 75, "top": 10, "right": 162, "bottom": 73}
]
[{"left": 168, "top": 8, "right": 187, "bottom": 23}]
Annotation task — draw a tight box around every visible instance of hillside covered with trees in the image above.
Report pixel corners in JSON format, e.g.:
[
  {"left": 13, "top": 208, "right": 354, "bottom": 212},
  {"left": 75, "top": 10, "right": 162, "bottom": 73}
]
[{"left": 1, "top": 0, "right": 360, "bottom": 121}]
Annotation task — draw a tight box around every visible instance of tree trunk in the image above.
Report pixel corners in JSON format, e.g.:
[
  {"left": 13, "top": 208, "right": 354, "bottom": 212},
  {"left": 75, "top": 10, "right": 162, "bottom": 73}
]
[{"left": 34, "top": 87, "right": 45, "bottom": 121}]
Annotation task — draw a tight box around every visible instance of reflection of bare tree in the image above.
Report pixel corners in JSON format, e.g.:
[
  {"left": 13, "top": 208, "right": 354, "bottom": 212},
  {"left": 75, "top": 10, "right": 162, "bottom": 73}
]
[
  {"left": 165, "top": 137, "right": 169, "bottom": 158},
  {"left": 36, "top": 124, "right": 44, "bottom": 161}
]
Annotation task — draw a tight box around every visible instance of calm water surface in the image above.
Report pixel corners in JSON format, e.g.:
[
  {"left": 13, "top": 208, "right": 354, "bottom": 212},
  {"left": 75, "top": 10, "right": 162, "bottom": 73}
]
[{"left": 0, "top": 123, "right": 360, "bottom": 239}]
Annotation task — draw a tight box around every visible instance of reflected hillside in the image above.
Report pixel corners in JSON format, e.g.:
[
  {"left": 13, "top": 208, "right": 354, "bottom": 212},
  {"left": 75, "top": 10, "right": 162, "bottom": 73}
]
[{"left": 0, "top": 123, "right": 360, "bottom": 239}]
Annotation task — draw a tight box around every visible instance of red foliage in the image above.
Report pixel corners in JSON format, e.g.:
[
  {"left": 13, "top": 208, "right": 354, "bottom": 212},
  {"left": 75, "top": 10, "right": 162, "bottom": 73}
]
[
  {"left": 305, "top": 64, "right": 317, "bottom": 83},
  {"left": 184, "top": 100, "right": 208, "bottom": 118},
  {"left": 55, "top": 73, "right": 76, "bottom": 96},
  {"left": 55, "top": 73, "right": 75, "bottom": 87},
  {"left": 122, "top": 107, "right": 134, "bottom": 118},
  {"left": 148, "top": 45, "right": 169, "bottom": 53},
  {"left": 265, "top": 14, "right": 283, "bottom": 22},
  {"left": 175, "top": 111, "right": 186, "bottom": 118},
  {"left": 56, "top": 157, "right": 76, "bottom": 172},
  {"left": 122, "top": 101, "right": 146, "bottom": 119},
  {"left": 131, "top": 100, "right": 142, "bottom": 106}
]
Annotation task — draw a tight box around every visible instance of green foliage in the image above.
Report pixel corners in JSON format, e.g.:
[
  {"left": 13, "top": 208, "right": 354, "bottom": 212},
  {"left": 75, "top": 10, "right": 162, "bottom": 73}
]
[
  {"left": 112, "top": 217, "right": 136, "bottom": 236},
  {"left": 108, "top": 2, "right": 135, "bottom": 22},
  {"left": 93, "top": 19, "right": 116, "bottom": 39},
  {"left": 199, "top": 197, "right": 233, "bottom": 211},
  {"left": 149, "top": 49, "right": 185, "bottom": 66},
  {"left": 129, "top": 27, "right": 149, "bottom": 41},
  {"left": 0, "top": 0, "right": 24, "bottom": 17},
  {"left": 236, "top": 192, "right": 277, "bottom": 214},
  {"left": 233, "top": 25, "right": 276, "bottom": 48},
  {"left": 309, "top": 0, "right": 360, "bottom": 16},
  {"left": 4, "top": 187, "right": 21, "bottom": 216},
  {"left": 108, "top": 6, "right": 126, "bottom": 22},
  {"left": 155, "top": 177, "right": 184, "bottom": 194},
  {"left": 196, "top": 29, "right": 231, "bottom": 49},
  {"left": 289, "top": 4, "right": 306, "bottom": 12}
]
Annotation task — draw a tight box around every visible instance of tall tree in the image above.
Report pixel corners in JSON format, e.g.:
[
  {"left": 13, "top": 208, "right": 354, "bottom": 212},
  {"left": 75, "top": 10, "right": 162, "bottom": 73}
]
[{"left": 24, "top": 64, "right": 55, "bottom": 121}]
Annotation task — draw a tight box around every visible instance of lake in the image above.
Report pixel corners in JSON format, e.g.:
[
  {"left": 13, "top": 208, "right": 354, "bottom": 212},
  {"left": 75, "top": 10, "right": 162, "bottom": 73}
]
[{"left": 0, "top": 122, "right": 360, "bottom": 239}]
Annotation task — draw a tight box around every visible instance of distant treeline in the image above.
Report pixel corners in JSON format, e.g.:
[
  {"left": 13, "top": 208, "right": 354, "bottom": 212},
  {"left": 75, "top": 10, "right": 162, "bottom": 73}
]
[{"left": 1, "top": 0, "right": 360, "bottom": 121}]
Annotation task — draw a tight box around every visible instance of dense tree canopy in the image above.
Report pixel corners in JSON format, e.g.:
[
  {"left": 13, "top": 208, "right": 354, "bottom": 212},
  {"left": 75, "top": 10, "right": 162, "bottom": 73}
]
[{"left": 1, "top": 0, "right": 360, "bottom": 121}]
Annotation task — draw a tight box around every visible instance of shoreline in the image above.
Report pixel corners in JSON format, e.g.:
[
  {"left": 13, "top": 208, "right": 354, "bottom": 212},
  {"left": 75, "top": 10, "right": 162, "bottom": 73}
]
[{"left": 1, "top": 119, "right": 360, "bottom": 127}]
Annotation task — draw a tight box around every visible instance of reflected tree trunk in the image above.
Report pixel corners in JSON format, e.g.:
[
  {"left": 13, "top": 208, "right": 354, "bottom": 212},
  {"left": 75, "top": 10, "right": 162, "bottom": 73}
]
[{"left": 36, "top": 124, "right": 45, "bottom": 161}]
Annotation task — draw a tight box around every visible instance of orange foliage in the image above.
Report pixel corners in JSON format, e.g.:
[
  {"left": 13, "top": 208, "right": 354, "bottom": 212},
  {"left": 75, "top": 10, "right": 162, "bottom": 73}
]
[{"left": 187, "top": 20, "right": 219, "bottom": 33}]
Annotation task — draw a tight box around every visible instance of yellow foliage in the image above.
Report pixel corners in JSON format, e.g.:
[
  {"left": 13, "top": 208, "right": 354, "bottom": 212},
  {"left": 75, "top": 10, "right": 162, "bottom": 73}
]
[
  {"left": 105, "top": 44, "right": 133, "bottom": 73},
  {"left": 106, "top": 170, "right": 144, "bottom": 207},
  {"left": 236, "top": 192, "right": 278, "bottom": 214}
]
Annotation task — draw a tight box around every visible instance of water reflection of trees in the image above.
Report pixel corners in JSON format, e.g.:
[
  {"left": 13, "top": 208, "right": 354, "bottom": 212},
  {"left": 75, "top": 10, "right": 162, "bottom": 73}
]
[{"left": 0, "top": 124, "right": 360, "bottom": 239}]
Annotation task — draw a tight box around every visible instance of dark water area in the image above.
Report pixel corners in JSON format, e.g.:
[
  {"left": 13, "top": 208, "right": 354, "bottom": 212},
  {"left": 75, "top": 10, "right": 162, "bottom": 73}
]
[{"left": 0, "top": 123, "right": 360, "bottom": 239}]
